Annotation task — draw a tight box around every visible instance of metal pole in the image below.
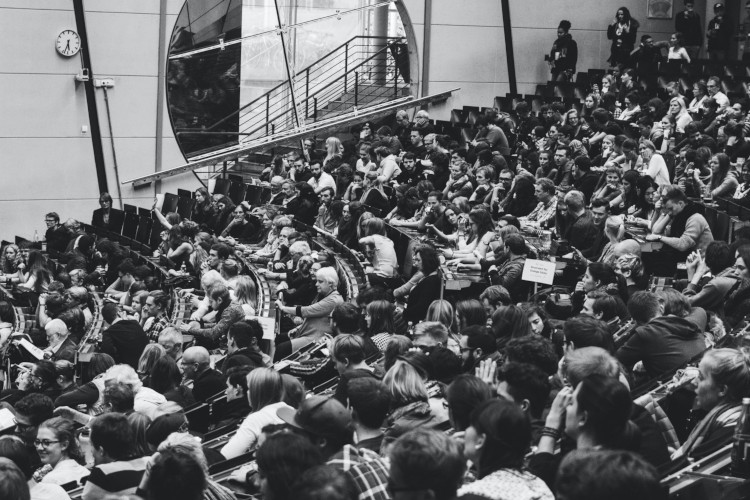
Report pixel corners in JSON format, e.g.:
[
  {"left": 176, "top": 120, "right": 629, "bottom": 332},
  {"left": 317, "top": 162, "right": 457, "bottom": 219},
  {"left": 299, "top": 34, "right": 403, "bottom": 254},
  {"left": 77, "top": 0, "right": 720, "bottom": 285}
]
[
  {"left": 500, "top": 0, "right": 518, "bottom": 95},
  {"left": 344, "top": 42, "right": 349, "bottom": 92},
  {"left": 273, "top": 0, "right": 301, "bottom": 129},
  {"left": 355, "top": 72, "right": 359, "bottom": 107}
]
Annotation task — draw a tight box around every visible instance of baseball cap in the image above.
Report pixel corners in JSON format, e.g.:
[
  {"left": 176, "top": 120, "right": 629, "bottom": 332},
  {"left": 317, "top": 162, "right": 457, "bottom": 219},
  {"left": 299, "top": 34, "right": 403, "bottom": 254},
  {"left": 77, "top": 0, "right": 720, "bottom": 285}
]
[
  {"left": 277, "top": 395, "right": 353, "bottom": 441},
  {"left": 714, "top": 3, "right": 724, "bottom": 9}
]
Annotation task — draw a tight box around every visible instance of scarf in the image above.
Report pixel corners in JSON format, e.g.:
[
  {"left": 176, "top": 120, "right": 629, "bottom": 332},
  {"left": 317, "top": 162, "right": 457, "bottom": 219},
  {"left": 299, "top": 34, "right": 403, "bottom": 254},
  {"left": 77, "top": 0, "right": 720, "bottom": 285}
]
[{"left": 673, "top": 402, "right": 741, "bottom": 459}]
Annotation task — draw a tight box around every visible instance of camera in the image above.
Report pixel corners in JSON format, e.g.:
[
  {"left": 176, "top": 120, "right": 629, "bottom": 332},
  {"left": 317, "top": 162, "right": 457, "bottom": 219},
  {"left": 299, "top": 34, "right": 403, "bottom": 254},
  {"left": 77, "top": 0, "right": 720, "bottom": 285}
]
[{"left": 544, "top": 54, "right": 551, "bottom": 62}]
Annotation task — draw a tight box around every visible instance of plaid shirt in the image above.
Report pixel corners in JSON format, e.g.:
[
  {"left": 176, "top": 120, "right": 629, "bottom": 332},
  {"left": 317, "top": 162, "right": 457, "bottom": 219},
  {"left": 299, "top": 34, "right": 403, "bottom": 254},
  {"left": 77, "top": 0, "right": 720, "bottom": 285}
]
[
  {"left": 524, "top": 197, "right": 557, "bottom": 228},
  {"left": 144, "top": 315, "right": 171, "bottom": 343},
  {"left": 328, "top": 444, "right": 391, "bottom": 500}
]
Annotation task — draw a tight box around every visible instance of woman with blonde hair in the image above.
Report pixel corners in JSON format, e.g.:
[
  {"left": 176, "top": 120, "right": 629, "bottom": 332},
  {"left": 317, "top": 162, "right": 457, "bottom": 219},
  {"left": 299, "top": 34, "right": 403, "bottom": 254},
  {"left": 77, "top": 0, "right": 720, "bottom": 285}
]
[
  {"left": 234, "top": 275, "right": 257, "bottom": 318},
  {"left": 426, "top": 299, "right": 457, "bottom": 335},
  {"left": 382, "top": 355, "right": 436, "bottom": 445},
  {"left": 0, "top": 244, "right": 22, "bottom": 276},
  {"left": 672, "top": 348, "right": 750, "bottom": 461},
  {"left": 220, "top": 367, "right": 292, "bottom": 459},
  {"left": 323, "top": 136, "right": 344, "bottom": 172}
]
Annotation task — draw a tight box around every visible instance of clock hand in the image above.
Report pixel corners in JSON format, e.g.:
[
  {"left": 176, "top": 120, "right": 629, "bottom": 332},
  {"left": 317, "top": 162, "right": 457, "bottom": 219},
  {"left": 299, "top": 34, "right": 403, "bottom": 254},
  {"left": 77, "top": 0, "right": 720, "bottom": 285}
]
[{"left": 66, "top": 40, "right": 70, "bottom": 52}]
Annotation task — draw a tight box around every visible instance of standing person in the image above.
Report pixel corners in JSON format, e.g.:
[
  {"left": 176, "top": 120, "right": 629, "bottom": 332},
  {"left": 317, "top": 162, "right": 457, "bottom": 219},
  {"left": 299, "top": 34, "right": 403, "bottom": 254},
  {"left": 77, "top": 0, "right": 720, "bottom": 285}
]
[
  {"left": 549, "top": 20, "right": 578, "bottom": 82},
  {"left": 607, "top": 7, "right": 639, "bottom": 67},
  {"left": 706, "top": 3, "right": 731, "bottom": 61},
  {"left": 676, "top": 0, "right": 703, "bottom": 60}
]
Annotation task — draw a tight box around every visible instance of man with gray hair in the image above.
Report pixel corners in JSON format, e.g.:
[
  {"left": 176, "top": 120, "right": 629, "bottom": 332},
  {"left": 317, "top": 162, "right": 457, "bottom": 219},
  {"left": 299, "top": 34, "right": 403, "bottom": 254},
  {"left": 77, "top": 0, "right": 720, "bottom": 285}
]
[
  {"left": 103, "top": 364, "right": 167, "bottom": 419},
  {"left": 158, "top": 327, "right": 185, "bottom": 364},
  {"left": 269, "top": 176, "right": 287, "bottom": 205},
  {"left": 275, "top": 266, "right": 343, "bottom": 357},
  {"left": 562, "top": 190, "right": 598, "bottom": 256},
  {"left": 44, "top": 319, "right": 76, "bottom": 362}
]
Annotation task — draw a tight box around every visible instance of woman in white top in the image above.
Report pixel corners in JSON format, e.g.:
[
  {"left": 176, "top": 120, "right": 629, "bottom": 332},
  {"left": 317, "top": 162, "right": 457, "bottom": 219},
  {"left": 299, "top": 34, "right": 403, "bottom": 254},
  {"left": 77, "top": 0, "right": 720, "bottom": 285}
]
[
  {"left": 220, "top": 368, "right": 292, "bottom": 460},
  {"left": 667, "top": 32, "right": 691, "bottom": 63},
  {"left": 33, "top": 417, "right": 90, "bottom": 486},
  {"left": 638, "top": 140, "right": 671, "bottom": 187}
]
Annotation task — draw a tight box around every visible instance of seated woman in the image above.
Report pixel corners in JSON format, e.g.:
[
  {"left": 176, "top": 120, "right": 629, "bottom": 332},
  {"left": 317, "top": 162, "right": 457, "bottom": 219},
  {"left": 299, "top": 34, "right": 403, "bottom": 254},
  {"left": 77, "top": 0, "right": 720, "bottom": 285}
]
[
  {"left": 609, "top": 169, "right": 639, "bottom": 215},
  {"left": 182, "top": 283, "right": 244, "bottom": 349},
  {"left": 234, "top": 275, "right": 257, "bottom": 319},
  {"left": 733, "top": 160, "right": 750, "bottom": 207},
  {"left": 402, "top": 244, "right": 442, "bottom": 325},
  {"left": 17, "top": 250, "right": 52, "bottom": 300},
  {"left": 571, "top": 262, "right": 624, "bottom": 314},
  {"left": 276, "top": 255, "right": 317, "bottom": 308},
  {"left": 365, "top": 299, "right": 396, "bottom": 353},
  {"left": 220, "top": 203, "right": 261, "bottom": 241},
  {"left": 359, "top": 172, "right": 390, "bottom": 217},
  {"left": 359, "top": 217, "right": 400, "bottom": 289},
  {"left": 191, "top": 187, "right": 217, "bottom": 230},
  {"left": 274, "top": 267, "right": 344, "bottom": 357},
  {"left": 220, "top": 368, "right": 292, "bottom": 460},
  {"left": 459, "top": 399, "right": 554, "bottom": 500},
  {"left": 692, "top": 152, "right": 739, "bottom": 199},
  {"left": 627, "top": 175, "right": 658, "bottom": 229},
  {"left": 425, "top": 203, "right": 459, "bottom": 246},
  {"left": 617, "top": 91, "right": 641, "bottom": 122},
  {"left": 671, "top": 348, "right": 750, "bottom": 462},
  {"left": 212, "top": 195, "right": 236, "bottom": 236},
  {"left": 382, "top": 355, "right": 437, "bottom": 447},
  {"left": 0, "top": 244, "right": 22, "bottom": 282},
  {"left": 32, "top": 417, "right": 90, "bottom": 486},
  {"left": 445, "top": 207, "right": 496, "bottom": 266},
  {"left": 385, "top": 186, "right": 422, "bottom": 223},
  {"left": 342, "top": 170, "right": 364, "bottom": 202},
  {"left": 590, "top": 167, "right": 623, "bottom": 206}
]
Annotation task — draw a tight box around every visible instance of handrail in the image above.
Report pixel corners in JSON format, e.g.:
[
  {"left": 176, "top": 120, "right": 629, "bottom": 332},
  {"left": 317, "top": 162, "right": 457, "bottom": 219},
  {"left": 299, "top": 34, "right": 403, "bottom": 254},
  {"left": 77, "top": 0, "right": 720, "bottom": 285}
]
[
  {"left": 125, "top": 89, "right": 458, "bottom": 186},
  {"left": 239, "top": 39, "right": 404, "bottom": 140},
  {"left": 185, "top": 35, "right": 401, "bottom": 134}
]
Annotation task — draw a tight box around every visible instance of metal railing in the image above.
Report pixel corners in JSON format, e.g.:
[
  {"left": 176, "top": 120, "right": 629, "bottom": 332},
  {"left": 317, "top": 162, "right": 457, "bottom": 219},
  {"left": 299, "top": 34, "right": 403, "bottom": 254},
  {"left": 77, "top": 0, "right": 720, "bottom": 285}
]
[{"left": 177, "top": 35, "right": 408, "bottom": 146}]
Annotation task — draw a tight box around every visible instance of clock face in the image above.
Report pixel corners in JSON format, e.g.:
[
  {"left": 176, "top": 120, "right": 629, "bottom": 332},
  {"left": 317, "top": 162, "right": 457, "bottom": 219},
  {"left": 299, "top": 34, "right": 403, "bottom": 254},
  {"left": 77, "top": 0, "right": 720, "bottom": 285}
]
[{"left": 56, "top": 30, "right": 81, "bottom": 57}]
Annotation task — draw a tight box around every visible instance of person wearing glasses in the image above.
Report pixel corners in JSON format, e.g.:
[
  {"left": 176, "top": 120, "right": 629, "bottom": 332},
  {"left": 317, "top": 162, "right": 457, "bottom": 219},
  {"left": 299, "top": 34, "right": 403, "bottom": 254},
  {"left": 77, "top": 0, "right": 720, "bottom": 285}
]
[
  {"left": 32, "top": 417, "right": 89, "bottom": 486},
  {"left": 43, "top": 212, "right": 70, "bottom": 256}
]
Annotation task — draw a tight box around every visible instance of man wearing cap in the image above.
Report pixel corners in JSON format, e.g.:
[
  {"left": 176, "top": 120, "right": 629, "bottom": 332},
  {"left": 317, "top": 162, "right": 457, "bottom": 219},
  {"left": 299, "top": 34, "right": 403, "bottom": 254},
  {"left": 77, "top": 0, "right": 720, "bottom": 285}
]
[
  {"left": 278, "top": 395, "right": 390, "bottom": 500},
  {"left": 706, "top": 3, "right": 730, "bottom": 61}
]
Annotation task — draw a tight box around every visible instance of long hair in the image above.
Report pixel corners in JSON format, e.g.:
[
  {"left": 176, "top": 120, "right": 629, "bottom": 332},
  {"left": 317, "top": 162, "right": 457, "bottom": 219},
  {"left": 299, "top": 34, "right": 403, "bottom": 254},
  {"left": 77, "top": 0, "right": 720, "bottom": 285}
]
[
  {"left": 711, "top": 153, "right": 732, "bottom": 190},
  {"left": 38, "top": 417, "right": 83, "bottom": 464},
  {"left": 234, "top": 275, "right": 257, "bottom": 310},
  {"left": 366, "top": 300, "right": 394, "bottom": 336},
  {"left": 702, "top": 349, "right": 750, "bottom": 403},
  {"left": 426, "top": 299, "right": 456, "bottom": 333},
  {"left": 127, "top": 412, "right": 152, "bottom": 458},
  {"left": 467, "top": 208, "right": 494, "bottom": 244},
  {"left": 26, "top": 251, "right": 51, "bottom": 292},
  {"left": 324, "top": 136, "right": 343, "bottom": 164},
  {"left": 137, "top": 343, "right": 166, "bottom": 379},
  {"left": 0, "top": 244, "right": 21, "bottom": 274},
  {"left": 247, "top": 367, "right": 284, "bottom": 411},
  {"left": 456, "top": 299, "right": 487, "bottom": 330},
  {"left": 491, "top": 305, "right": 533, "bottom": 342}
]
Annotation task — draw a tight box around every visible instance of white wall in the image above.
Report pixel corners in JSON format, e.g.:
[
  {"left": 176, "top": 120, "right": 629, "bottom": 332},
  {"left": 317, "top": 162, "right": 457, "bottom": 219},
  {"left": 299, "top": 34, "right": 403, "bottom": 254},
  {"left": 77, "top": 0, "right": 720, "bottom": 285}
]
[{"left": 0, "top": 0, "right": 710, "bottom": 241}]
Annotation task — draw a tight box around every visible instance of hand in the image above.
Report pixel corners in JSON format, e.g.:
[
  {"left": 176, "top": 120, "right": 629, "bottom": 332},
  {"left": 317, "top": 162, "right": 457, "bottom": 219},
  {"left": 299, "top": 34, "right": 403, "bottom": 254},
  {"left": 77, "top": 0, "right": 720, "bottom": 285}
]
[
  {"left": 488, "top": 265, "right": 498, "bottom": 273},
  {"left": 645, "top": 234, "right": 660, "bottom": 242},
  {"left": 546, "top": 385, "right": 573, "bottom": 429},
  {"left": 574, "top": 281, "right": 584, "bottom": 292},
  {"left": 53, "top": 406, "right": 83, "bottom": 421},
  {"left": 274, "top": 299, "right": 285, "bottom": 310},
  {"left": 275, "top": 282, "right": 288, "bottom": 292},
  {"left": 475, "top": 358, "right": 497, "bottom": 389}
]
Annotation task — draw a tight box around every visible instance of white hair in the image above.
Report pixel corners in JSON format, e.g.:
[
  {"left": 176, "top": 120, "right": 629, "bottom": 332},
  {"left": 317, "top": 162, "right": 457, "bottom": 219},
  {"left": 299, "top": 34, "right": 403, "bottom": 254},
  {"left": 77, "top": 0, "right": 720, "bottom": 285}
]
[
  {"left": 104, "top": 364, "right": 142, "bottom": 391},
  {"left": 158, "top": 432, "right": 208, "bottom": 473},
  {"left": 316, "top": 266, "right": 339, "bottom": 287}
]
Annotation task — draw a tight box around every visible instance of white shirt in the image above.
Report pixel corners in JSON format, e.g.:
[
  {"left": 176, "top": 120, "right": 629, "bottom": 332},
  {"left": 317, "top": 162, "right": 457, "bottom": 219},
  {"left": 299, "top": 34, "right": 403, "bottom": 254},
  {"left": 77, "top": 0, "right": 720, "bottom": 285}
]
[
  {"left": 221, "top": 401, "right": 292, "bottom": 459},
  {"left": 711, "top": 91, "right": 730, "bottom": 112},
  {"left": 644, "top": 154, "right": 671, "bottom": 187},
  {"left": 308, "top": 171, "right": 337, "bottom": 194}
]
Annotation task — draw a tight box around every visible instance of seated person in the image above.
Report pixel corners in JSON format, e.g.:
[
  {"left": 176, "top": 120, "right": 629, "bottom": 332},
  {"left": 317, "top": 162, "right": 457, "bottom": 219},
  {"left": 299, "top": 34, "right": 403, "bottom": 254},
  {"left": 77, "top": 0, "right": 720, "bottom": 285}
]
[
  {"left": 681, "top": 243, "right": 741, "bottom": 315},
  {"left": 520, "top": 178, "right": 558, "bottom": 230},
  {"left": 487, "top": 234, "right": 529, "bottom": 303},
  {"left": 673, "top": 353, "right": 750, "bottom": 464},
  {"left": 617, "top": 290, "right": 706, "bottom": 379},
  {"left": 646, "top": 186, "right": 714, "bottom": 258},
  {"left": 331, "top": 334, "right": 379, "bottom": 405}
]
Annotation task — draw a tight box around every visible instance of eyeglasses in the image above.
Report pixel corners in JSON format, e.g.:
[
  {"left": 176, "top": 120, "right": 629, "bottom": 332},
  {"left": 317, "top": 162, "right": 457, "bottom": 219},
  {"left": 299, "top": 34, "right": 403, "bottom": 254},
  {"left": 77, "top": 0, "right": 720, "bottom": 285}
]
[
  {"left": 44, "top": 219, "right": 56, "bottom": 224},
  {"left": 34, "top": 439, "right": 60, "bottom": 448}
]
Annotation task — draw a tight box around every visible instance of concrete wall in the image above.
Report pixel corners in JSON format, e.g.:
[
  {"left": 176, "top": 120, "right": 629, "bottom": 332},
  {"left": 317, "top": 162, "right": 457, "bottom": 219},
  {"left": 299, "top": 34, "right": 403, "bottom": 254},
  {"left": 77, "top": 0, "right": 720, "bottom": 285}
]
[
  {"left": 403, "top": 0, "right": 708, "bottom": 117},
  {"left": 0, "top": 0, "right": 711, "bottom": 241}
]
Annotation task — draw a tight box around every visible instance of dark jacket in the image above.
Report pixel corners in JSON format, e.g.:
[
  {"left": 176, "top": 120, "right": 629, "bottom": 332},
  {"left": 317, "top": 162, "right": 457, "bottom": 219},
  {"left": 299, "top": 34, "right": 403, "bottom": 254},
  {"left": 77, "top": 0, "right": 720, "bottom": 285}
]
[
  {"left": 550, "top": 34, "right": 578, "bottom": 74},
  {"left": 404, "top": 273, "right": 441, "bottom": 324},
  {"left": 51, "top": 337, "right": 78, "bottom": 363},
  {"left": 563, "top": 210, "right": 599, "bottom": 257},
  {"left": 222, "top": 348, "right": 265, "bottom": 374},
  {"left": 100, "top": 320, "right": 148, "bottom": 368},
  {"left": 383, "top": 401, "right": 437, "bottom": 444},
  {"left": 92, "top": 208, "right": 125, "bottom": 233},
  {"left": 675, "top": 10, "right": 703, "bottom": 46},
  {"left": 192, "top": 368, "right": 225, "bottom": 403},
  {"left": 616, "top": 314, "right": 707, "bottom": 378}
]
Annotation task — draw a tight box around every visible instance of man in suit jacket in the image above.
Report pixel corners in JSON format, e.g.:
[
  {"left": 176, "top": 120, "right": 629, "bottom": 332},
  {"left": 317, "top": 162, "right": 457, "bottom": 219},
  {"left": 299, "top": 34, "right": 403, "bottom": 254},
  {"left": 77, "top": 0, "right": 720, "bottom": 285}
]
[
  {"left": 44, "top": 319, "right": 77, "bottom": 363},
  {"left": 99, "top": 303, "right": 148, "bottom": 368}
]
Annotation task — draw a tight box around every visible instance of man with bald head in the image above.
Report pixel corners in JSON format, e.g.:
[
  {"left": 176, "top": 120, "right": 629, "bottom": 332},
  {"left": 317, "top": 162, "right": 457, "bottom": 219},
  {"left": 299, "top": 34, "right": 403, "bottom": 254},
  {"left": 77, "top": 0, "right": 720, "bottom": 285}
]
[
  {"left": 44, "top": 319, "right": 76, "bottom": 362},
  {"left": 181, "top": 346, "right": 224, "bottom": 403}
]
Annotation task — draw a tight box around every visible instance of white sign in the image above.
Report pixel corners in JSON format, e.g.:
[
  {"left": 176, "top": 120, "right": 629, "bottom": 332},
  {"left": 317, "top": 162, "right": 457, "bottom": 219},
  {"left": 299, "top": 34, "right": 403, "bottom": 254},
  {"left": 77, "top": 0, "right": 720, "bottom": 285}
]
[
  {"left": 249, "top": 316, "right": 277, "bottom": 340},
  {"left": 521, "top": 259, "right": 556, "bottom": 285}
]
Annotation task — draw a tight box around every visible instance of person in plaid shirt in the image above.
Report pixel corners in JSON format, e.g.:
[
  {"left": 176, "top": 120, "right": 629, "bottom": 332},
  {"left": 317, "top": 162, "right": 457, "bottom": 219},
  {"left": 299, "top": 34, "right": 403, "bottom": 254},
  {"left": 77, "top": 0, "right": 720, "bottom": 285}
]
[
  {"left": 278, "top": 395, "right": 391, "bottom": 500},
  {"left": 520, "top": 178, "right": 558, "bottom": 231}
]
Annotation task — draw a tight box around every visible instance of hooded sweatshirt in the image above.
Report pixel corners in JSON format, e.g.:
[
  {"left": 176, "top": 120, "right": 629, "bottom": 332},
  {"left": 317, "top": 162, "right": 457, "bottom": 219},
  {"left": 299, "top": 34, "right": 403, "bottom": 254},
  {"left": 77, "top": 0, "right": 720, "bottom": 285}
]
[{"left": 616, "top": 312, "right": 707, "bottom": 378}]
